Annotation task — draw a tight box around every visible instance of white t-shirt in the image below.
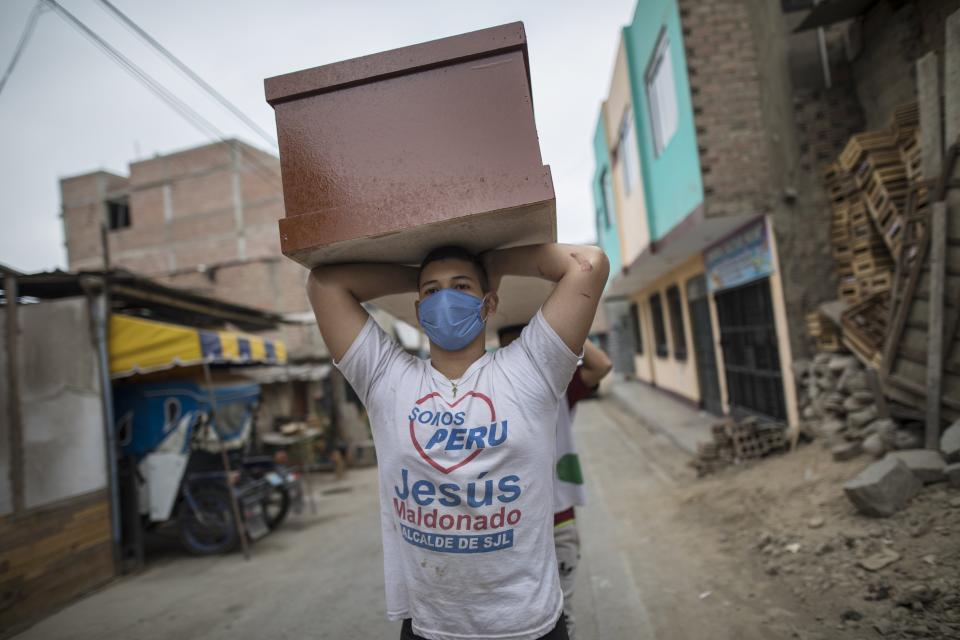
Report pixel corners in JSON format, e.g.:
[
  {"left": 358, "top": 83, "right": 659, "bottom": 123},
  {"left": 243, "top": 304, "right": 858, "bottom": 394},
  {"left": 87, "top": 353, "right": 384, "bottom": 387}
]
[
  {"left": 336, "top": 309, "right": 579, "bottom": 640},
  {"left": 553, "top": 387, "right": 587, "bottom": 513}
]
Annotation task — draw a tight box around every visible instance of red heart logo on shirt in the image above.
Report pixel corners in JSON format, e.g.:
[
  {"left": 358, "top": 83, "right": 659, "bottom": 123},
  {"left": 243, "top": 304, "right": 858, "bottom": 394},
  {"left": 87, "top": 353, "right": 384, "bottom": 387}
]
[{"left": 409, "top": 391, "right": 496, "bottom": 475}]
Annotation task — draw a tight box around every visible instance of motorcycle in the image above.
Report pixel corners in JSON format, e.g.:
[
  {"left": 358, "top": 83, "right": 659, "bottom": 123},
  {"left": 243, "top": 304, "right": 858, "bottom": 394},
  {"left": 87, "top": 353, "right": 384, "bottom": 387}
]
[
  {"left": 242, "top": 454, "right": 305, "bottom": 530},
  {"left": 114, "top": 380, "right": 273, "bottom": 555}
]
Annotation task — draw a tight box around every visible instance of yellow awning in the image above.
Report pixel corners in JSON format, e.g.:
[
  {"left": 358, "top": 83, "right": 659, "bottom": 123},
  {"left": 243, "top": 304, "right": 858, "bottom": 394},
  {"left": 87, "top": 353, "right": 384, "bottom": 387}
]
[{"left": 109, "top": 315, "right": 287, "bottom": 378}]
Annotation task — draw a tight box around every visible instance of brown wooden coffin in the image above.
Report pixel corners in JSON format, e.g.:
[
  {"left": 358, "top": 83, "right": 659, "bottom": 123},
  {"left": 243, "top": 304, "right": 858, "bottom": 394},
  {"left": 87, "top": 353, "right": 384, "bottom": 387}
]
[{"left": 264, "top": 22, "right": 556, "bottom": 269}]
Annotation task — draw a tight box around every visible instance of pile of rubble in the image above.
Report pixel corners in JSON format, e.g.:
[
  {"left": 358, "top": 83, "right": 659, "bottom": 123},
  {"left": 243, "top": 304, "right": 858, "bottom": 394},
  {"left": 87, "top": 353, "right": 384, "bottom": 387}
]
[
  {"left": 794, "top": 352, "right": 923, "bottom": 460},
  {"left": 844, "top": 424, "right": 960, "bottom": 517},
  {"left": 692, "top": 416, "right": 788, "bottom": 476}
]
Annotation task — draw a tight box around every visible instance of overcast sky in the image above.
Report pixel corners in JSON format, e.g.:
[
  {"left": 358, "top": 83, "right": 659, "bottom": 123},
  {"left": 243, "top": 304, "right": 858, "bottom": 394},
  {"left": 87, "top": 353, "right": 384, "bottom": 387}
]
[{"left": 0, "top": 0, "right": 635, "bottom": 273}]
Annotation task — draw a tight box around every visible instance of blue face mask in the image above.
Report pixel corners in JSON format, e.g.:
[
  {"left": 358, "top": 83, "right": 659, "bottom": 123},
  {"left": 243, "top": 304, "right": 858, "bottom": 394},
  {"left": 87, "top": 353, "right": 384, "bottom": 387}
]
[{"left": 418, "top": 288, "right": 487, "bottom": 351}]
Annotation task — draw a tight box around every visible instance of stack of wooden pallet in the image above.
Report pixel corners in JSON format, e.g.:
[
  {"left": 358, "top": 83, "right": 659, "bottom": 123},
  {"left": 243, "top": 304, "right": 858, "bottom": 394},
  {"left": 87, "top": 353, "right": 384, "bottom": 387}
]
[{"left": 814, "top": 104, "right": 924, "bottom": 364}]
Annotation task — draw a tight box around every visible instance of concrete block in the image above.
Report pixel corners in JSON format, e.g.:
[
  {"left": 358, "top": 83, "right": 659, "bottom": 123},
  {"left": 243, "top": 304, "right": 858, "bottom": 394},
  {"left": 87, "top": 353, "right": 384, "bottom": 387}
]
[
  {"left": 943, "top": 462, "right": 960, "bottom": 489},
  {"left": 886, "top": 450, "right": 946, "bottom": 484},
  {"left": 941, "top": 420, "right": 960, "bottom": 463},
  {"left": 843, "top": 395, "right": 869, "bottom": 412},
  {"left": 832, "top": 441, "right": 862, "bottom": 461},
  {"left": 264, "top": 22, "right": 555, "bottom": 268},
  {"left": 828, "top": 355, "right": 857, "bottom": 373},
  {"left": 840, "top": 370, "right": 868, "bottom": 393},
  {"left": 818, "top": 418, "right": 846, "bottom": 440},
  {"left": 862, "top": 433, "right": 888, "bottom": 458},
  {"left": 893, "top": 429, "right": 923, "bottom": 450},
  {"left": 847, "top": 406, "right": 878, "bottom": 430},
  {"left": 946, "top": 463, "right": 960, "bottom": 489},
  {"left": 844, "top": 457, "right": 922, "bottom": 517}
]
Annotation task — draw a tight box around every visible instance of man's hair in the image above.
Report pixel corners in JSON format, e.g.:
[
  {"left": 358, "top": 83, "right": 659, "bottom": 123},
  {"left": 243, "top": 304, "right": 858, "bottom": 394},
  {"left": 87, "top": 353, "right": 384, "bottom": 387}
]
[{"left": 418, "top": 246, "right": 489, "bottom": 291}]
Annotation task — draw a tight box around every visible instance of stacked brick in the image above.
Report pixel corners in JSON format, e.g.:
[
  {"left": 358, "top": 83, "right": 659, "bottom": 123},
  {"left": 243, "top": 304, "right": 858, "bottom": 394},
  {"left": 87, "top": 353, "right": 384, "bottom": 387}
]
[{"left": 692, "top": 417, "right": 788, "bottom": 476}]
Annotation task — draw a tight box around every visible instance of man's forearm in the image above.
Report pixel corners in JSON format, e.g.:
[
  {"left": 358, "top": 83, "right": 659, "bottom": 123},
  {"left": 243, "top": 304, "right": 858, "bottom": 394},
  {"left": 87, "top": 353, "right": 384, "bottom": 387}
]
[
  {"left": 483, "top": 244, "right": 607, "bottom": 287},
  {"left": 309, "top": 263, "right": 419, "bottom": 302},
  {"left": 484, "top": 243, "right": 609, "bottom": 353}
]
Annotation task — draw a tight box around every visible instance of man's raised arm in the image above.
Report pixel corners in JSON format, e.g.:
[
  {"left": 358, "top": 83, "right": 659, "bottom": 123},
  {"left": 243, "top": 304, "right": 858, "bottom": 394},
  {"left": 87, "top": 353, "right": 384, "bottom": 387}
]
[
  {"left": 306, "top": 264, "right": 419, "bottom": 362},
  {"left": 579, "top": 340, "right": 614, "bottom": 388},
  {"left": 483, "top": 244, "right": 609, "bottom": 353}
]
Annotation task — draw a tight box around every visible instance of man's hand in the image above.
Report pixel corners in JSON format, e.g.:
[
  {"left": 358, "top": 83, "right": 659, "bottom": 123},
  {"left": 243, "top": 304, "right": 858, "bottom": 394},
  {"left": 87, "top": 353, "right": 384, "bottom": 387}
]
[
  {"left": 306, "top": 264, "right": 418, "bottom": 362},
  {"left": 482, "top": 244, "right": 609, "bottom": 352}
]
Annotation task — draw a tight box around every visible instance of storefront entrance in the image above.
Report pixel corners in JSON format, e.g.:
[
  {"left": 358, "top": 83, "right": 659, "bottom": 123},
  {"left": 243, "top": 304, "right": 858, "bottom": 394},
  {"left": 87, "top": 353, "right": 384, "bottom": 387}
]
[
  {"left": 714, "top": 278, "right": 787, "bottom": 421},
  {"left": 686, "top": 275, "right": 723, "bottom": 415}
]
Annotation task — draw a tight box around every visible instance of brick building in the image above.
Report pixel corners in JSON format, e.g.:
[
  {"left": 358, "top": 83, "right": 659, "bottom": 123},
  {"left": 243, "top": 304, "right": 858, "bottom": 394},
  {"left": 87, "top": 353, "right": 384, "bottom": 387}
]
[
  {"left": 60, "top": 139, "right": 325, "bottom": 360},
  {"left": 591, "top": 0, "right": 956, "bottom": 426}
]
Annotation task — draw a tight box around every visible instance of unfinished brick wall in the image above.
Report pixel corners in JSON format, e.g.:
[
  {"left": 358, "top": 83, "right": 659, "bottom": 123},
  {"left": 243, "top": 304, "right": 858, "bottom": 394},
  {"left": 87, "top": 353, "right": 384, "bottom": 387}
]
[
  {"left": 61, "top": 140, "right": 325, "bottom": 359},
  {"left": 793, "top": 87, "right": 865, "bottom": 176},
  {"left": 676, "top": 0, "right": 872, "bottom": 360},
  {"left": 678, "top": 0, "right": 776, "bottom": 219}
]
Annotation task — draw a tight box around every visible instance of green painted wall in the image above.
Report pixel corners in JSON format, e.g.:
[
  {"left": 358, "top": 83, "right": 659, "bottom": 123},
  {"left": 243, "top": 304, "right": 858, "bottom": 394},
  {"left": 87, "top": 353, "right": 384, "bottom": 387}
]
[{"left": 622, "top": 0, "right": 703, "bottom": 241}]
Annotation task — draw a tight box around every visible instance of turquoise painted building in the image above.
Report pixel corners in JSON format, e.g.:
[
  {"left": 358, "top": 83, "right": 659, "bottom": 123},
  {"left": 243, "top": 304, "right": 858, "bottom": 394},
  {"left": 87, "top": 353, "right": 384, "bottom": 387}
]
[
  {"left": 621, "top": 0, "right": 703, "bottom": 241},
  {"left": 592, "top": 113, "right": 621, "bottom": 282}
]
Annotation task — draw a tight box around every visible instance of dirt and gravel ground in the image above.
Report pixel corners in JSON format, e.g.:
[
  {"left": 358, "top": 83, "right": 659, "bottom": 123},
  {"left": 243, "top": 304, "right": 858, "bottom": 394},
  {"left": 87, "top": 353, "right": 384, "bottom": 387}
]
[
  {"left": 678, "top": 436, "right": 960, "bottom": 639},
  {"left": 11, "top": 396, "right": 959, "bottom": 640}
]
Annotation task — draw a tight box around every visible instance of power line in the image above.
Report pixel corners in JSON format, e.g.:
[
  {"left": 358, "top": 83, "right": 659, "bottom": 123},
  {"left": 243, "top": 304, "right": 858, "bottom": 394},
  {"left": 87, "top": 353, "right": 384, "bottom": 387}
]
[
  {"left": 41, "top": 0, "right": 283, "bottom": 193},
  {"left": 0, "top": 2, "right": 46, "bottom": 97},
  {"left": 94, "top": 0, "right": 278, "bottom": 149}
]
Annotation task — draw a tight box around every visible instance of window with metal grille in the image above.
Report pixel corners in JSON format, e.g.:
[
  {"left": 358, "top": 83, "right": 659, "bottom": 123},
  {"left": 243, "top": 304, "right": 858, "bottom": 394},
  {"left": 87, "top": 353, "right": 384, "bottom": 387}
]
[
  {"left": 714, "top": 279, "right": 787, "bottom": 421},
  {"left": 666, "top": 285, "right": 687, "bottom": 361},
  {"left": 649, "top": 292, "right": 668, "bottom": 358}
]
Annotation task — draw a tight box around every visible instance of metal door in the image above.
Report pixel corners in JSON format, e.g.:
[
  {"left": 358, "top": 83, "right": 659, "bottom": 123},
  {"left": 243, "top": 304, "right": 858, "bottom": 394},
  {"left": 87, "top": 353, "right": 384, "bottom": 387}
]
[
  {"left": 686, "top": 275, "right": 723, "bottom": 416},
  {"left": 714, "top": 278, "right": 787, "bottom": 421}
]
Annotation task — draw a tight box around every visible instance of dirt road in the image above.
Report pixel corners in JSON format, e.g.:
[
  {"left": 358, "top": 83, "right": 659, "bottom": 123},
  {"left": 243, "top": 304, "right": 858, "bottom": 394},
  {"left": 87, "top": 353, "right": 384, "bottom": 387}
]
[{"left": 15, "top": 397, "right": 956, "bottom": 639}]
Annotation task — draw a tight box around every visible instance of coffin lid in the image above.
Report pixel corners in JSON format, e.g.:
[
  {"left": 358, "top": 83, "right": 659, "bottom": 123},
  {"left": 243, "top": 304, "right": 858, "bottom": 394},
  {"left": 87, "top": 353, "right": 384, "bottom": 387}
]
[{"left": 264, "top": 22, "right": 530, "bottom": 106}]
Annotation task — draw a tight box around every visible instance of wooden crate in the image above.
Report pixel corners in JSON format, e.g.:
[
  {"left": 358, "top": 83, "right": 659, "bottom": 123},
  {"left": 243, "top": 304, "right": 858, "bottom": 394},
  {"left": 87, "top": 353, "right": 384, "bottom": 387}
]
[
  {"left": 891, "top": 102, "right": 919, "bottom": 139},
  {"left": 806, "top": 310, "right": 825, "bottom": 337},
  {"left": 839, "top": 277, "right": 862, "bottom": 304},
  {"left": 817, "top": 331, "right": 845, "bottom": 352},
  {"left": 832, "top": 243, "right": 853, "bottom": 262},
  {"left": 838, "top": 130, "right": 898, "bottom": 173},
  {"left": 854, "top": 149, "right": 904, "bottom": 188},
  {"left": 900, "top": 129, "right": 923, "bottom": 182},
  {"left": 823, "top": 163, "right": 857, "bottom": 203},
  {"left": 861, "top": 269, "right": 894, "bottom": 295},
  {"left": 841, "top": 292, "right": 890, "bottom": 367},
  {"left": 853, "top": 252, "right": 894, "bottom": 278}
]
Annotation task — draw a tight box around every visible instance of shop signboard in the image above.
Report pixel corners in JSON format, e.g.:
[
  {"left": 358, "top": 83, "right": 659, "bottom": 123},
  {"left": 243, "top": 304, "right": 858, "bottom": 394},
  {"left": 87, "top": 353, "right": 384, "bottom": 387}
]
[{"left": 704, "top": 219, "right": 773, "bottom": 293}]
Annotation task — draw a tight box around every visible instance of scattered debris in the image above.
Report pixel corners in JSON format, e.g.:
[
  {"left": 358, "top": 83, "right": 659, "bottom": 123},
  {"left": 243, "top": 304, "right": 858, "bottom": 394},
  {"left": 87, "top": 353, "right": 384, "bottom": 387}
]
[
  {"left": 843, "top": 457, "right": 922, "bottom": 517},
  {"left": 840, "top": 608, "right": 863, "bottom": 622},
  {"left": 858, "top": 548, "right": 901, "bottom": 571},
  {"left": 864, "top": 582, "right": 891, "bottom": 601}
]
